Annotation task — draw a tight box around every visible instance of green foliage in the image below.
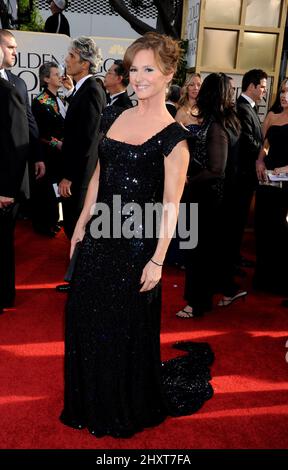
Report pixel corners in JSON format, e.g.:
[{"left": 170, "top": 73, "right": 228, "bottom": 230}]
[
  {"left": 18, "top": 0, "right": 45, "bottom": 32},
  {"left": 173, "top": 39, "right": 188, "bottom": 87}
]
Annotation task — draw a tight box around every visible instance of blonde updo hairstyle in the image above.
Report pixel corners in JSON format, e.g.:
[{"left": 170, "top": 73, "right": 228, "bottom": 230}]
[{"left": 123, "top": 32, "right": 182, "bottom": 77}]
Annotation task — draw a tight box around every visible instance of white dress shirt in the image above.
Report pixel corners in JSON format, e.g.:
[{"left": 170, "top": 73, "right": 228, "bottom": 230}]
[{"left": 0, "top": 68, "right": 8, "bottom": 80}]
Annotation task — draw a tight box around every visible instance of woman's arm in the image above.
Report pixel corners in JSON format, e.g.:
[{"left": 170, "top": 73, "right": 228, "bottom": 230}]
[
  {"left": 175, "top": 106, "right": 187, "bottom": 124},
  {"left": 70, "top": 161, "right": 100, "bottom": 257},
  {"left": 256, "top": 137, "right": 270, "bottom": 182},
  {"left": 140, "top": 140, "right": 189, "bottom": 292},
  {"left": 189, "top": 122, "right": 228, "bottom": 184},
  {"left": 256, "top": 111, "right": 272, "bottom": 182},
  {"left": 261, "top": 111, "right": 273, "bottom": 139}
]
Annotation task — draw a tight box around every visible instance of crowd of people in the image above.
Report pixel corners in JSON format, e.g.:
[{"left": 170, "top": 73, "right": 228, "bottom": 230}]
[{"left": 0, "top": 27, "right": 287, "bottom": 438}]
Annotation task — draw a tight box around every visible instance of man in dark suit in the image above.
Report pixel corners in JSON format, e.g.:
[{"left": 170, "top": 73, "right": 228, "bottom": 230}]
[
  {"left": 104, "top": 59, "right": 133, "bottom": 109},
  {"left": 0, "top": 29, "right": 45, "bottom": 179},
  {"left": 235, "top": 68, "right": 267, "bottom": 266},
  {"left": 59, "top": 36, "right": 106, "bottom": 240},
  {"left": 0, "top": 49, "right": 29, "bottom": 314}
]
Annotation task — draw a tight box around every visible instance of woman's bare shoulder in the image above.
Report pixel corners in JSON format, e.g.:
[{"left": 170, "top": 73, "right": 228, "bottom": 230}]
[{"left": 175, "top": 106, "right": 188, "bottom": 123}]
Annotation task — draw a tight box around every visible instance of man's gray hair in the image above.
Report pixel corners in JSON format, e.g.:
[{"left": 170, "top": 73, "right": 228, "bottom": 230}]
[{"left": 70, "top": 36, "right": 102, "bottom": 74}]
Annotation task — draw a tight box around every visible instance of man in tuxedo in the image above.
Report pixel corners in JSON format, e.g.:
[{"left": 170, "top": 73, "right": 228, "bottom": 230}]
[
  {"left": 59, "top": 36, "right": 106, "bottom": 238},
  {"left": 0, "top": 29, "right": 45, "bottom": 179},
  {"left": 0, "top": 48, "right": 29, "bottom": 314},
  {"left": 57, "top": 37, "right": 106, "bottom": 292},
  {"left": 235, "top": 68, "right": 267, "bottom": 266},
  {"left": 104, "top": 59, "right": 133, "bottom": 109}
]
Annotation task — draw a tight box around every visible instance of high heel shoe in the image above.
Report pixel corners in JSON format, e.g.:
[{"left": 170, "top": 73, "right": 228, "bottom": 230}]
[{"left": 217, "top": 290, "right": 247, "bottom": 307}]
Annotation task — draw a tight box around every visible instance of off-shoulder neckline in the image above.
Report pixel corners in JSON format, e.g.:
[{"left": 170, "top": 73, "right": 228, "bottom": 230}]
[{"left": 104, "top": 121, "right": 183, "bottom": 148}]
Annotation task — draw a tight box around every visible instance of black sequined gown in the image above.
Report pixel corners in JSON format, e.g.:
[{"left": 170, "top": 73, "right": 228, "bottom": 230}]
[{"left": 60, "top": 107, "right": 214, "bottom": 438}]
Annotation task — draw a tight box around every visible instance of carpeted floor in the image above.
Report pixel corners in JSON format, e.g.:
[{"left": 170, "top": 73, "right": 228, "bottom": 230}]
[{"left": 0, "top": 221, "right": 287, "bottom": 449}]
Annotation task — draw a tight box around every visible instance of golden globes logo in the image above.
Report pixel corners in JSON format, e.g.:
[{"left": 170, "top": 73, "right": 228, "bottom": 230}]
[{"left": 14, "top": 51, "right": 61, "bottom": 101}]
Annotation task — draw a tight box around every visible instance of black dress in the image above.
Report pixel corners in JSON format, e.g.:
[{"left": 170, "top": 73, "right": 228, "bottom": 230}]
[
  {"left": 184, "top": 120, "right": 228, "bottom": 314},
  {"left": 60, "top": 107, "right": 214, "bottom": 438},
  {"left": 254, "top": 124, "right": 288, "bottom": 295}
]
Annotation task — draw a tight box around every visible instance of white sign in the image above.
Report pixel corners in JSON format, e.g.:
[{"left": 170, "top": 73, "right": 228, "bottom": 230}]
[
  {"left": 10, "top": 31, "right": 135, "bottom": 104},
  {"left": 12, "top": 31, "right": 70, "bottom": 103},
  {"left": 186, "top": 0, "right": 201, "bottom": 68}
]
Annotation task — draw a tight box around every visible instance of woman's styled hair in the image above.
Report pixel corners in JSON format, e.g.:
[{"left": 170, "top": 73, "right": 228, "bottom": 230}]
[
  {"left": 123, "top": 32, "right": 182, "bottom": 76},
  {"left": 197, "top": 72, "right": 241, "bottom": 134},
  {"left": 269, "top": 78, "right": 288, "bottom": 113},
  {"left": 39, "top": 61, "right": 59, "bottom": 89},
  {"left": 70, "top": 36, "right": 102, "bottom": 74},
  {"left": 178, "top": 73, "right": 202, "bottom": 108}
]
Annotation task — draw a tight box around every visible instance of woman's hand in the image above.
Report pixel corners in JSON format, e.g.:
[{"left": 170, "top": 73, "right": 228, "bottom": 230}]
[
  {"left": 256, "top": 159, "right": 267, "bottom": 182},
  {"left": 139, "top": 259, "right": 162, "bottom": 292},
  {"left": 273, "top": 165, "right": 288, "bottom": 175},
  {"left": 56, "top": 140, "right": 63, "bottom": 151},
  {"left": 61, "top": 74, "right": 74, "bottom": 91},
  {"left": 70, "top": 225, "right": 85, "bottom": 259},
  {"left": 59, "top": 178, "right": 72, "bottom": 198},
  {"left": 0, "top": 196, "right": 14, "bottom": 209}
]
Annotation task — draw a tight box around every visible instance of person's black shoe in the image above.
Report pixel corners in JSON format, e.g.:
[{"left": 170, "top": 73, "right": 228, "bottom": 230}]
[
  {"left": 53, "top": 224, "right": 62, "bottom": 233},
  {"left": 34, "top": 227, "right": 57, "bottom": 238},
  {"left": 281, "top": 299, "right": 288, "bottom": 308},
  {"left": 56, "top": 283, "right": 71, "bottom": 292}
]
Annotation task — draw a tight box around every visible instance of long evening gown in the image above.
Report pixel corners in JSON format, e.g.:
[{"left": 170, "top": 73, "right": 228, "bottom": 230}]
[
  {"left": 184, "top": 120, "right": 228, "bottom": 314},
  {"left": 254, "top": 124, "right": 288, "bottom": 295},
  {"left": 60, "top": 107, "right": 214, "bottom": 438}
]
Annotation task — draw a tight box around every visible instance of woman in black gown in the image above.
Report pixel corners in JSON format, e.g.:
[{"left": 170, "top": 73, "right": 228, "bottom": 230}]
[
  {"left": 255, "top": 78, "right": 288, "bottom": 295},
  {"left": 177, "top": 73, "right": 242, "bottom": 317},
  {"left": 60, "top": 32, "right": 214, "bottom": 438}
]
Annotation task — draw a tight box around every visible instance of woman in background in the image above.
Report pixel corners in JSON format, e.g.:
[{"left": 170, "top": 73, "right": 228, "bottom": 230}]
[
  {"left": 254, "top": 78, "right": 288, "bottom": 295},
  {"left": 175, "top": 73, "right": 202, "bottom": 125},
  {"left": 177, "top": 73, "right": 241, "bottom": 317},
  {"left": 32, "top": 62, "right": 66, "bottom": 236}
]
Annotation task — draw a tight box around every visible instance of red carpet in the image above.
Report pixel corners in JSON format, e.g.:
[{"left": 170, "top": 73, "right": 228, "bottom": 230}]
[{"left": 0, "top": 221, "right": 287, "bottom": 449}]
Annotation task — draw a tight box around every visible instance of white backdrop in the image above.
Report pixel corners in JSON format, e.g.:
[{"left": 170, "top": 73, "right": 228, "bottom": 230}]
[{"left": 11, "top": 31, "right": 135, "bottom": 103}]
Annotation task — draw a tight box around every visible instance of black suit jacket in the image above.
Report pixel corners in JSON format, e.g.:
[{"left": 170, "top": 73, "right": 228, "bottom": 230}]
[
  {"left": 0, "top": 78, "right": 29, "bottom": 198},
  {"left": 236, "top": 95, "right": 263, "bottom": 177},
  {"left": 166, "top": 102, "right": 177, "bottom": 118},
  {"left": 61, "top": 76, "right": 106, "bottom": 205},
  {"left": 6, "top": 70, "right": 40, "bottom": 162},
  {"left": 111, "top": 91, "right": 133, "bottom": 110}
]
